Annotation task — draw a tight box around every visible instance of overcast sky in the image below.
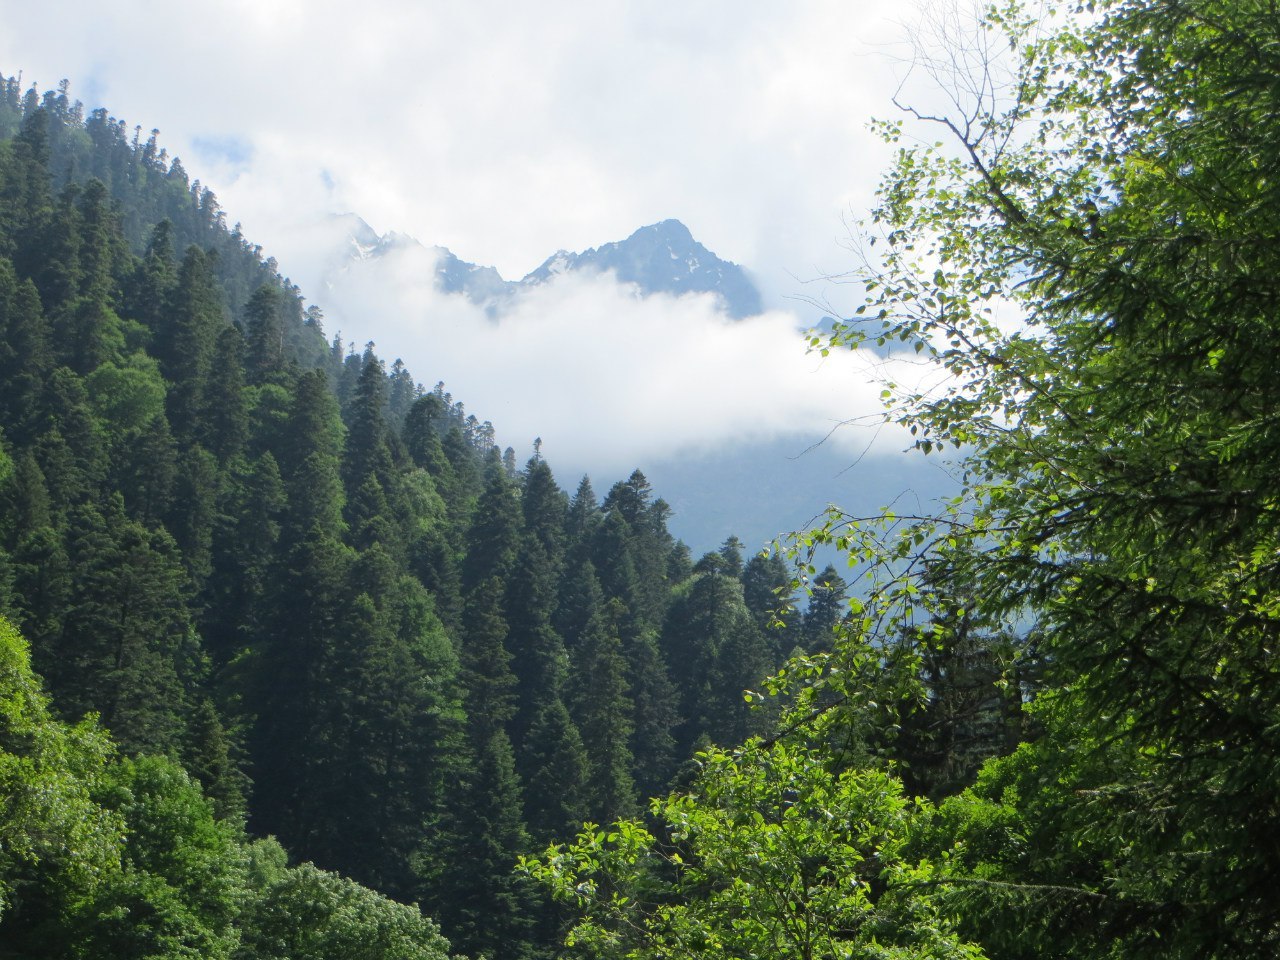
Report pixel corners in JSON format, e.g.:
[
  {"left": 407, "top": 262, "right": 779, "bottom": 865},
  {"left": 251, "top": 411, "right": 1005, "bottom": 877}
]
[{"left": 1, "top": 1, "right": 953, "bottom": 515}]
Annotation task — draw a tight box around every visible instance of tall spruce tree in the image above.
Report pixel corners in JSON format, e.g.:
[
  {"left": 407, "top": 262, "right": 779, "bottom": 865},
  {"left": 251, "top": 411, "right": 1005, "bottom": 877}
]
[
  {"left": 342, "top": 355, "right": 401, "bottom": 553},
  {"left": 0, "top": 262, "right": 52, "bottom": 445},
  {"left": 622, "top": 625, "right": 679, "bottom": 799},
  {"left": 308, "top": 544, "right": 465, "bottom": 899},
  {"left": 202, "top": 451, "right": 284, "bottom": 666},
  {"left": 243, "top": 284, "right": 286, "bottom": 386},
  {"left": 663, "top": 557, "right": 770, "bottom": 754},
  {"left": 1, "top": 452, "right": 68, "bottom": 650},
  {"left": 418, "top": 726, "right": 536, "bottom": 960},
  {"left": 157, "top": 248, "right": 222, "bottom": 442},
  {"left": 742, "top": 550, "right": 800, "bottom": 664},
  {"left": 462, "top": 454, "right": 522, "bottom": 592},
  {"left": 568, "top": 574, "right": 637, "bottom": 824},
  {"left": 48, "top": 496, "right": 194, "bottom": 755},
  {"left": 246, "top": 368, "right": 351, "bottom": 851},
  {"left": 203, "top": 325, "right": 249, "bottom": 463}
]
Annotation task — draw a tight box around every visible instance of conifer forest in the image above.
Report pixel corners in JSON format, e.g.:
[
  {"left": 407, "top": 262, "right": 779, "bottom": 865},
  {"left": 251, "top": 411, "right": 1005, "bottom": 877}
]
[{"left": 2, "top": 1, "right": 1279, "bottom": 957}]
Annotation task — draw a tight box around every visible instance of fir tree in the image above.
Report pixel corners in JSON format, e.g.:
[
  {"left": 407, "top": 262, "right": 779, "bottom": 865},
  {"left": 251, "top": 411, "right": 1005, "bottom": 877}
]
[
  {"left": 461, "top": 455, "right": 522, "bottom": 592},
  {"left": 113, "top": 413, "right": 175, "bottom": 528},
  {"left": 418, "top": 727, "right": 536, "bottom": 960},
  {"left": 519, "top": 693, "right": 589, "bottom": 844},
  {"left": 126, "top": 218, "right": 177, "bottom": 341},
  {"left": 36, "top": 367, "right": 108, "bottom": 509},
  {"left": 663, "top": 560, "right": 769, "bottom": 753},
  {"left": 742, "top": 550, "right": 799, "bottom": 664},
  {"left": 47, "top": 497, "right": 194, "bottom": 755},
  {"left": 310, "top": 544, "right": 466, "bottom": 898},
  {"left": 564, "top": 475, "right": 601, "bottom": 565},
  {"left": 458, "top": 579, "right": 518, "bottom": 742},
  {"left": 0, "top": 262, "right": 52, "bottom": 444},
  {"left": 166, "top": 444, "right": 218, "bottom": 589},
  {"left": 341, "top": 355, "right": 400, "bottom": 552},
  {"left": 243, "top": 283, "right": 286, "bottom": 385},
  {"left": 202, "top": 451, "right": 284, "bottom": 666},
  {"left": 158, "top": 245, "right": 221, "bottom": 445},
  {"left": 183, "top": 696, "right": 249, "bottom": 822},
  {"left": 623, "top": 626, "right": 680, "bottom": 799},
  {"left": 802, "top": 564, "right": 847, "bottom": 653},
  {"left": 2, "top": 452, "right": 69, "bottom": 646},
  {"left": 568, "top": 575, "right": 637, "bottom": 823},
  {"left": 203, "top": 324, "right": 249, "bottom": 463},
  {"left": 246, "top": 527, "right": 351, "bottom": 854}
]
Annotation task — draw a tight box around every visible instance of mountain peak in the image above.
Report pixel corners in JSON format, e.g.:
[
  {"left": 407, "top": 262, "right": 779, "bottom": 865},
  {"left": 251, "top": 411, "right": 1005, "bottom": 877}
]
[
  {"left": 638, "top": 218, "right": 694, "bottom": 242},
  {"left": 331, "top": 213, "right": 382, "bottom": 258},
  {"left": 523, "top": 219, "right": 762, "bottom": 318},
  {"left": 331, "top": 216, "right": 763, "bottom": 318}
]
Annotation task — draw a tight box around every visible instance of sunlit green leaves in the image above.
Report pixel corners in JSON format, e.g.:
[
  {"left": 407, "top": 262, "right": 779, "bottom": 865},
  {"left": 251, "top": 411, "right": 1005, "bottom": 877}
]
[
  {"left": 795, "top": 0, "right": 1280, "bottom": 954},
  {"left": 525, "top": 738, "right": 985, "bottom": 959}
]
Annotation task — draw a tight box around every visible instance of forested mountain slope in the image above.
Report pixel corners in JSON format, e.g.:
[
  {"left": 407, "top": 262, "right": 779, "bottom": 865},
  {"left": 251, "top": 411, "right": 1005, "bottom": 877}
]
[
  {"left": 10, "top": 0, "right": 1268, "bottom": 954},
  {"left": 0, "top": 75, "right": 849, "bottom": 958}
]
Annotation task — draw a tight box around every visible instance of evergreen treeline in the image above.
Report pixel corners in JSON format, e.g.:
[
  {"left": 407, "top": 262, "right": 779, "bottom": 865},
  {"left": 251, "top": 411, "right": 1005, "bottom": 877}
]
[{"left": 0, "top": 75, "right": 895, "bottom": 958}]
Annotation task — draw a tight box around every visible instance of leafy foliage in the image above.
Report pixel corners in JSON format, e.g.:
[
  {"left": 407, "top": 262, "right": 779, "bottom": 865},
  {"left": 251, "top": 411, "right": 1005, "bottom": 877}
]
[
  {"left": 526, "top": 739, "right": 984, "bottom": 959},
  {"left": 0, "top": 616, "right": 120, "bottom": 924},
  {"left": 238, "top": 854, "right": 452, "bottom": 960},
  {"left": 779, "top": 0, "right": 1280, "bottom": 954}
]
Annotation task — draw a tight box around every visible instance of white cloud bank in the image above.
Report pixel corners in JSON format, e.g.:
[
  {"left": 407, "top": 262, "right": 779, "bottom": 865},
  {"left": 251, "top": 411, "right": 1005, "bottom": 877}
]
[
  {"left": 0, "top": 0, "right": 952, "bottom": 495},
  {"left": 308, "top": 236, "right": 924, "bottom": 480},
  {"left": 0, "top": 0, "right": 927, "bottom": 316}
]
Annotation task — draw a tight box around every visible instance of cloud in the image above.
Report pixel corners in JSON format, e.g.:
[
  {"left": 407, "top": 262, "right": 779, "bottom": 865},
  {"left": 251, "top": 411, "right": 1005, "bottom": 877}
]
[
  {"left": 0, "top": 0, "right": 950, "bottom": 497},
  {"left": 0, "top": 0, "right": 922, "bottom": 319},
  {"left": 303, "top": 232, "right": 921, "bottom": 480}
]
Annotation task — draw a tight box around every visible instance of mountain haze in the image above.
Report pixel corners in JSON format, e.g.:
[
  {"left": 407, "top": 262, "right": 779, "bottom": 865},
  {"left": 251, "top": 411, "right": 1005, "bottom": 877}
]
[
  {"left": 330, "top": 214, "right": 763, "bottom": 318},
  {"left": 305, "top": 210, "right": 934, "bottom": 555},
  {"left": 0, "top": 76, "right": 850, "bottom": 960},
  {"left": 523, "top": 218, "right": 763, "bottom": 318}
]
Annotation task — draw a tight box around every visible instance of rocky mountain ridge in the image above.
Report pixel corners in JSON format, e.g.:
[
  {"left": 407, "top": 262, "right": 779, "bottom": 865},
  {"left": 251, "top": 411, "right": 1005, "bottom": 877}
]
[{"left": 333, "top": 214, "right": 763, "bottom": 318}]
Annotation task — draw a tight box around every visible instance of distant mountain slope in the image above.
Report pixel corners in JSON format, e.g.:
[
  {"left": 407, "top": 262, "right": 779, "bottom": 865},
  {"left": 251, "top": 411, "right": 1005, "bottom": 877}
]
[
  {"left": 0, "top": 76, "right": 803, "bottom": 960},
  {"left": 331, "top": 215, "right": 763, "bottom": 318},
  {"left": 523, "top": 219, "right": 763, "bottom": 318}
]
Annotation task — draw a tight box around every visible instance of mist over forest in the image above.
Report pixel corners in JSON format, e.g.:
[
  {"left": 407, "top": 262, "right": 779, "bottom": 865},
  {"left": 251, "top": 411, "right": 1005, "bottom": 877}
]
[{"left": 2, "top": 1, "right": 1279, "bottom": 957}]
